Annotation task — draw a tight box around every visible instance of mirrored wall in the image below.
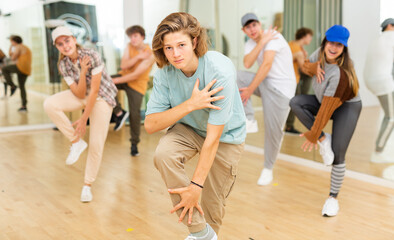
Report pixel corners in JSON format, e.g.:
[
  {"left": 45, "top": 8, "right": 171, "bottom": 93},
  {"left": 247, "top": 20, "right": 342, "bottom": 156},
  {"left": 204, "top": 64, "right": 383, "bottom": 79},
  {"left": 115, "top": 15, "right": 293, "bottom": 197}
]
[
  {"left": 0, "top": 0, "right": 393, "bottom": 181},
  {"left": 0, "top": 0, "right": 123, "bottom": 128}
]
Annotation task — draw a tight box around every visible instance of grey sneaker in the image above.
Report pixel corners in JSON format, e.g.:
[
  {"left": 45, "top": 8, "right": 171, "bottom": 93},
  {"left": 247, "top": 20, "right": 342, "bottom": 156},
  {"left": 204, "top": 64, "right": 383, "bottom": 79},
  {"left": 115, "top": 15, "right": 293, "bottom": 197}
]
[{"left": 184, "top": 224, "right": 217, "bottom": 240}]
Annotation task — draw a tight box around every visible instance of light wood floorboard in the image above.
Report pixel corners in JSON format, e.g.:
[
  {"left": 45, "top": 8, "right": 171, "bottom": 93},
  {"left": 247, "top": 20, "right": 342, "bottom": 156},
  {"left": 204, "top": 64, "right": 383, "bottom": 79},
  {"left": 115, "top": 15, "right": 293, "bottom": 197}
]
[{"left": 1, "top": 127, "right": 394, "bottom": 239}]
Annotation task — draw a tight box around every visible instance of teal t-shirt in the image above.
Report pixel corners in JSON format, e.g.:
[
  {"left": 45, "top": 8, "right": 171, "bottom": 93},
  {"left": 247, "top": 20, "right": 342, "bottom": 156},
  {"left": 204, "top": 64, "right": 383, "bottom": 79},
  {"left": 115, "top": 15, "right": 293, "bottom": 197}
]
[{"left": 146, "top": 51, "right": 246, "bottom": 144}]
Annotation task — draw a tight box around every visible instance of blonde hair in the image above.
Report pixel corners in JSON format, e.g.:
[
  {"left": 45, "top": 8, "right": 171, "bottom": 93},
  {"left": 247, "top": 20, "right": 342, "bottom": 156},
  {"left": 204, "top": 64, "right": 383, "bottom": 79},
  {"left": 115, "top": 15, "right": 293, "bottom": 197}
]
[
  {"left": 319, "top": 37, "right": 359, "bottom": 95},
  {"left": 152, "top": 12, "right": 209, "bottom": 68}
]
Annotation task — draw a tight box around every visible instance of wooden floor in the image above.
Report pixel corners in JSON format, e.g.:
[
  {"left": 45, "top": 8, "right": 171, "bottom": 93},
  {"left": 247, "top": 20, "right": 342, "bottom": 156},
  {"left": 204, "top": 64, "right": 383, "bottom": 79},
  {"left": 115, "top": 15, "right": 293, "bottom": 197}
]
[
  {"left": 1, "top": 127, "right": 394, "bottom": 239},
  {"left": 0, "top": 88, "right": 52, "bottom": 127},
  {"left": 246, "top": 100, "right": 393, "bottom": 178}
]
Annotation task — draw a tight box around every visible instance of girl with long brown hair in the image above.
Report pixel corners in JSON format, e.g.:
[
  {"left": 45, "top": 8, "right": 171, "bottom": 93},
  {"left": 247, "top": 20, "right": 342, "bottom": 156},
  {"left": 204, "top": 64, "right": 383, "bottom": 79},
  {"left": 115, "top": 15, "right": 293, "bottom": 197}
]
[{"left": 290, "top": 25, "right": 362, "bottom": 217}]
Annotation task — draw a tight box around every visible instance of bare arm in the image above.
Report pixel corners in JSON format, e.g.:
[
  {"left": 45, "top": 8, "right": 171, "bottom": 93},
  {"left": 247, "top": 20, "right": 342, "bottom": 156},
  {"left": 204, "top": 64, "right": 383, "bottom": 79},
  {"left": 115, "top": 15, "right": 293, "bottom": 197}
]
[
  {"left": 10, "top": 46, "right": 21, "bottom": 61},
  {"left": 120, "top": 47, "right": 150, "bottom": 71},
  {"left": 72, "top": 72, "right": 101, "bottom": 138},
  {"left": 144, "top": 79, "right": 224, "bottom": 134},
  {"left": 243, "top": 41, "right": 266, "bottom": 69},
  {"left": 243, "top": 26, "right": 278, "bottom": 69},
  {"left": 113, "top": 54, "right": 155, "bottom": 84},
  {"left": 68, "top": 56, "right": 90, "bottom": 99},
  {"left": 168, "top": 123, "right": 225, "bottom": 224},
  {"left": 294, "top": 51, "right": 305, "bottom": 70},
  {"left": 239, "top": 50, "right": 275, "bottom": 104},
  {"left": 191, "top": 124, "right": 224, "bottom": 185}
]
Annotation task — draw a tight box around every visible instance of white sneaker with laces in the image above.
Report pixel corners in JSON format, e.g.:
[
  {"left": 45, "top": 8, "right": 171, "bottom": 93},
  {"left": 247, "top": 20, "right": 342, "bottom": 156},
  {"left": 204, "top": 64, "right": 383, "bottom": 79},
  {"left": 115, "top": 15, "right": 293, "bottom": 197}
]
[
  {"left": 322, "top": 197, "right": 339, "bottom": 216},
  {"left": 66, "top": 139, "right": 87, "bottom": 165},
  {"left": 318, "top": 133, "right": 334, "bottom": 166},
  {"left": 246, "top": 118, "right": 258, "bottom": 133},
  {"left": 257, "top": 168, "right": 273, "bottom": 186},
  {"left": 184, "top": 224, "right": 217, "bottom": 240},
  {"left": 80, "top": 185, "right": 93, "bottom": 202}
]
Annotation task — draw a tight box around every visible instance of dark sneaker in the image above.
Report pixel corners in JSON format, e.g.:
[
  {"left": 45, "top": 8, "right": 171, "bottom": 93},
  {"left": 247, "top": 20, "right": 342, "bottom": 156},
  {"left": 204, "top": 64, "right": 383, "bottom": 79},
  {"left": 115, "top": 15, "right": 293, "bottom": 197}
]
[
  {"left": 17, "top": 106, "right": 27, "bottom": 112},
  {"left": 131, "top": 144, "right": 139, "bottom": 156},
  {"left": 114, "top": 110, "right": 129, "bottom": 131},
  {"left": 10, "top": 86, "right": 17, "bottom": 96},
  {"left": 285, "top": 126, "right": 301, "bottom": 135}
]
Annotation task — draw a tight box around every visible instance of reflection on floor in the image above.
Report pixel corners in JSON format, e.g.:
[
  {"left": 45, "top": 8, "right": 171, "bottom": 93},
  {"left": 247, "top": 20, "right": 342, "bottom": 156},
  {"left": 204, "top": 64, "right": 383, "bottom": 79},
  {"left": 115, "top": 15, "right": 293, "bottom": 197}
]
[
  {"left": 0, "top": 85, "right": 53, "bottom": 127},
  {"left": 246, "top": 103, "right": 394, "bottom": 180},
  {"left": 0, "top": 127, "right": 393, "bottom": 239}
]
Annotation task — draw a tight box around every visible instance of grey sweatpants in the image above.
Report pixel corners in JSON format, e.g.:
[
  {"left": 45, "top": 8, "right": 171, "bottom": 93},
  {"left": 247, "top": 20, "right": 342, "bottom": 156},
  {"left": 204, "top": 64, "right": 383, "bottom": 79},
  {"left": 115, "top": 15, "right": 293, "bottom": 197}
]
[
  {"left": 237, "top": 71, "right": 291, "bottom": 169},
  {"left": 376, "top": 91, "right": 394, "bottom": 152}
]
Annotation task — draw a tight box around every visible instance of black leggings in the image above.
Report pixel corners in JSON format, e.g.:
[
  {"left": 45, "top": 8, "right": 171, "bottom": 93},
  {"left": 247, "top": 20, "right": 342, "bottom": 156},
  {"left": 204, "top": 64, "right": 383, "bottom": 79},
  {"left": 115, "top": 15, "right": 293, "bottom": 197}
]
[{"left": 290, "top": 95, "right": 362, "bottom": 165}]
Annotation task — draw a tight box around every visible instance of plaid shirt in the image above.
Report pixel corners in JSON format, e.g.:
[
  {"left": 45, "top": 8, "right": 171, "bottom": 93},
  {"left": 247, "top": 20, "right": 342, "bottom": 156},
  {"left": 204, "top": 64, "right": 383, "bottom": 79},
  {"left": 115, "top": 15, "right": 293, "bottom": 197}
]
[{"left": 58, "top": 48, "right": 117, "bottom": 107}]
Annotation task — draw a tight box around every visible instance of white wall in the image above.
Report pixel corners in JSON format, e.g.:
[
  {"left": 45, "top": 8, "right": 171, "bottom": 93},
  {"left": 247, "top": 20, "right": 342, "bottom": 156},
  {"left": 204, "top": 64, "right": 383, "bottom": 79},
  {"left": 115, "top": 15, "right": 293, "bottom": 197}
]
[
  {"left": 142, "top": 0, "right": 180, "bottom": 45},
  {"left": 343, "top": 0, "right": 380, "bottom": 107}
]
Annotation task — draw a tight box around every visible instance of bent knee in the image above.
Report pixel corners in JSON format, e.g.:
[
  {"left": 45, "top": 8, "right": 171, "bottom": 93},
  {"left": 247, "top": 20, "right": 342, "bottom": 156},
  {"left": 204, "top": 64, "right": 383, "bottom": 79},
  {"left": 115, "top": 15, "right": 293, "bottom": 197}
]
[
  {"left": 153, "top": 145, "right": 173, "bottom": 169},
  {"left": 289, "top": 96, "right": 302, "bottom": 110},
  {"left": 43, "top": 97, "right": 55, "bottom": 112}
]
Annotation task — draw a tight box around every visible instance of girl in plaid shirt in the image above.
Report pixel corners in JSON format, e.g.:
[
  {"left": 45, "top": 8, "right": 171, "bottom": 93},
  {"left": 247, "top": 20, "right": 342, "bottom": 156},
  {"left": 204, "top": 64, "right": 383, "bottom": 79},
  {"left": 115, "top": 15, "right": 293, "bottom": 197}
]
[{"left": 44, "top": 26, "right": 117, "bottom": 202}]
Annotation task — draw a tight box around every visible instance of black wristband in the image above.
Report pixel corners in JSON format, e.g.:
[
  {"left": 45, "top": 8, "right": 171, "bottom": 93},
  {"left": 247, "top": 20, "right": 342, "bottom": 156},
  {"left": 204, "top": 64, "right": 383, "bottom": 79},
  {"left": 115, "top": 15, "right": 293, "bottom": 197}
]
[{"left": 190, "top": 180, "right": 203, "bottom": 189}]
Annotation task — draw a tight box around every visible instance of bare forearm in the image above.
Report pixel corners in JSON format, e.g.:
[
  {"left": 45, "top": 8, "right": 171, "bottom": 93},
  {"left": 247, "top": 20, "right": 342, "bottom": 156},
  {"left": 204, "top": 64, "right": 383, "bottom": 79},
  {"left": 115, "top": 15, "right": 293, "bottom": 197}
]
[
  {"left": 114, "top": 74, "right": 138, "bottom": 84},
  {"left": 115, "top": 62, "right": 150, "bottom": 84},
  {"left": 121, "top": 57, "right": 139, "bottom": 70},
  {"left": 144, "top": 101, "right": 193, "bottom": 134},
  {"left": 244, "top": 42, "right": 265, "bottom": 68},
  {"left": 81, "top": 90, "right": 99, "bottom": 120},
  {"left": 191, "top": 138, "right": 221, "bottom": 185},
  {"left": 75, "top": 74, "right": 87, "bottom": 98}
]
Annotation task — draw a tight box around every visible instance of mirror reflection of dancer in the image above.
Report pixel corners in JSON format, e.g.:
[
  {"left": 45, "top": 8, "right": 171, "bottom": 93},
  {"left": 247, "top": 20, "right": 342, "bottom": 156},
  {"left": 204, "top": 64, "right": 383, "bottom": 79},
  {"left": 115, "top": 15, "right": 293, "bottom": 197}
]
[
  {"left": 43, "top": 26, "right": 117, "bottom": 202},
  {"left": 145, "top": 12, "right": 246, "bottom": 240},
  {"left": 290, "top": 25, "right": 362, "bottom": 217},
  {"left": 2, "top": 35, "right": 32, "bottom": 111},
  {"left": 237, "top": 13, "right": 296, "bottom": 186},
  {"left": 364, "top": 18, "right": 394, "bottom": 162}
]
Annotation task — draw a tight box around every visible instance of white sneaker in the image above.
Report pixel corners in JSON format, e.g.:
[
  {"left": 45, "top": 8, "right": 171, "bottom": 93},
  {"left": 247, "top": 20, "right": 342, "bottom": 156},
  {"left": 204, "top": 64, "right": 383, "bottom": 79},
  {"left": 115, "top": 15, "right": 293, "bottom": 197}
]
[
  {"left": 322, "top": 197, "right": 339, "bottom": 217},
  {"left": 246, "top": 118, "right": 258, "bottom": 133},
  {"left": 80, "top": 185, "right": 93, "bottom": 202},
  {"left": 318, "top": 133, "right": 334, "bottom": 166},
  {"left": 184, "top": 224, "right": 217, "bottom": 240},
  {"left": 257, "top": 168, "right": 273, "bottom": 186},
  {"left": 66, "top": 139, "right": 87, "bottom": 165}
]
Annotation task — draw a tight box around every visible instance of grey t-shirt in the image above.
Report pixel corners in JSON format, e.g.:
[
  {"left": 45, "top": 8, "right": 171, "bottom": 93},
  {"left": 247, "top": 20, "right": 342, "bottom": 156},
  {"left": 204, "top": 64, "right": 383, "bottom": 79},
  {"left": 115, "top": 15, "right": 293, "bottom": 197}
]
[{"left": 309, "top": 49, "right": 361, "bottom": 103}]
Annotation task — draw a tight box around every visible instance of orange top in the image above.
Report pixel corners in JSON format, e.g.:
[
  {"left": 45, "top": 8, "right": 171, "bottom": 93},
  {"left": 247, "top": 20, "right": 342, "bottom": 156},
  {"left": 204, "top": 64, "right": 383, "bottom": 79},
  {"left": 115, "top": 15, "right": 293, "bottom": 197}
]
[
  {"left": 119, "top": 43, "right": 152, "bottom": 95},
  {"left": 288, "top": 41, "right": 302, "bottom": 83},
  {"left": 16, "top": 44, "right": 32, "bottom": 76}
]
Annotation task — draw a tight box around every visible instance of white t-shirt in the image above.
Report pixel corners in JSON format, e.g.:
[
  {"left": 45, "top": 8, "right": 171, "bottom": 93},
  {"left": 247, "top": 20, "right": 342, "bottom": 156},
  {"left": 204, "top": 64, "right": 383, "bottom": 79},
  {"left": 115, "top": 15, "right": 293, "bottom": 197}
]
[
  {"left": 244, "top": 31, "right": 296, "bottom": 99},
  {"left": 364, "top": 31, "right": 394, "bottom": 96}
]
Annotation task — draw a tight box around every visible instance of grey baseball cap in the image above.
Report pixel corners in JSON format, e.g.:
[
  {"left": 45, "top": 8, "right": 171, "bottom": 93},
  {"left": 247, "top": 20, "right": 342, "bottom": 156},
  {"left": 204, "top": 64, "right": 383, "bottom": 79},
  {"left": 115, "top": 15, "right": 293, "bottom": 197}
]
[
  {"left": 381, "top": 18, "right": 394, "bottom": 29},
  {"left": 241, "top": 13, "right": 259, "bottom": 27}
]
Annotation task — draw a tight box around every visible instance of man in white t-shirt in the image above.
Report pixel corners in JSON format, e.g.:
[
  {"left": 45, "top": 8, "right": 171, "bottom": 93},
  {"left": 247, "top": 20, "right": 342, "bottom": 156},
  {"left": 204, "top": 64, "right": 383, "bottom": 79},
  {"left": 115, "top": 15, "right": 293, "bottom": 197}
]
[
  {"left": 237, "top": 13, "right": 296, "bottom": 185},
  {"left": 364, "top": 18, "right": 394, "bottom": 163}
]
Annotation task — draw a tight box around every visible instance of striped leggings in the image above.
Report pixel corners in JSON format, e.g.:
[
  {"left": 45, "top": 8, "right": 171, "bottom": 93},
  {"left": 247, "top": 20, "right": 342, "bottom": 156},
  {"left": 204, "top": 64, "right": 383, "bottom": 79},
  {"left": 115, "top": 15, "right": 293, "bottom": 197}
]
[{"left": 290, "top": 95, "right": 362, "bottom": 197}]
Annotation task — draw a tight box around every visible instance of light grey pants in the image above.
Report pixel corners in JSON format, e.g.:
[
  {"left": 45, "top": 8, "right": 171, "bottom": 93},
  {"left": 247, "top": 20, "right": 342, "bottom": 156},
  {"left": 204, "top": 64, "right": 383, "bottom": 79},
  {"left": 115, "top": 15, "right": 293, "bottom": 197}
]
[
  {"left": 237, "top": 71, "right": 291, "bottom": 169},
  {"left": 376, "top": 91, "right": 394, "bottom": 152}
]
